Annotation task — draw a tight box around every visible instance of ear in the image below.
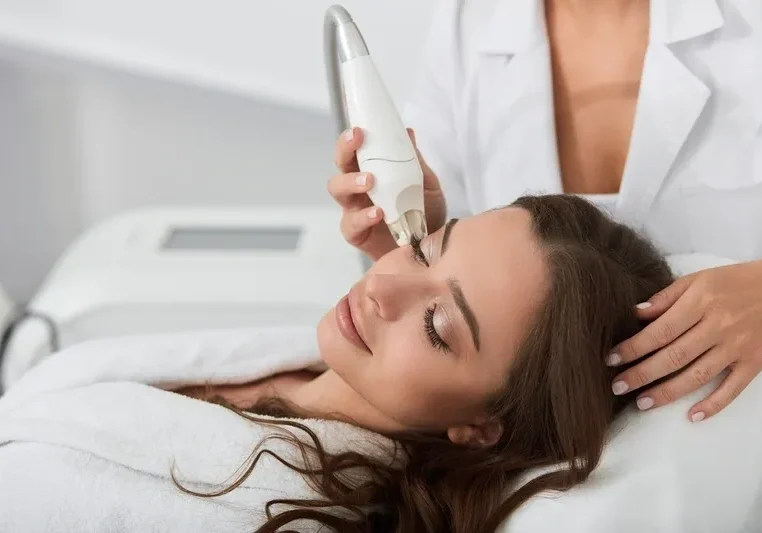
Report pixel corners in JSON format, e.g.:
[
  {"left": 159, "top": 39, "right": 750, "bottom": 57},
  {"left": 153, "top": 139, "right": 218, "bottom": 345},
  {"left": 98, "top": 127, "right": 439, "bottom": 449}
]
[{"left": 447, "top": 419, "right": 503, "bottom": 448}]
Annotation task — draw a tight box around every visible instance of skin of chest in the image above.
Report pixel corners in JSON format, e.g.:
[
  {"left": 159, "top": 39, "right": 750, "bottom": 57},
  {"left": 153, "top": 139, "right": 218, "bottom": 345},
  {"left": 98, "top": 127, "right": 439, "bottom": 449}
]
[{"left": 545, "top": 2, "right": 650, "bottom": 194}]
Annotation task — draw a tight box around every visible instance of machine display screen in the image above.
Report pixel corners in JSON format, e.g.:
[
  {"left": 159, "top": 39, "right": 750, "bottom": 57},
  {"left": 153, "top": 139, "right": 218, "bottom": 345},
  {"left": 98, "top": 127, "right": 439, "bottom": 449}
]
[{"left": 163, "top": 227, "right": 302, "bottom": 250}]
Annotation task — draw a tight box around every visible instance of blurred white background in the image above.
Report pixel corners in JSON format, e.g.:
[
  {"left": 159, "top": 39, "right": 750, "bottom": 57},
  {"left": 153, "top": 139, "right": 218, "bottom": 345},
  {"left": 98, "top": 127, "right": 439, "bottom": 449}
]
[{"left": 0, "top": 0, "right": 440, "bottom": 302}]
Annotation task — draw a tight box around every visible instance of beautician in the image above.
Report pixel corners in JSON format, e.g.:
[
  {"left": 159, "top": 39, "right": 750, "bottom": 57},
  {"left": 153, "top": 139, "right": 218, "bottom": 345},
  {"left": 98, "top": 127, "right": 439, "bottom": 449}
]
[{"left": 328, "top": 0, "right": 762, "bottom": 422}]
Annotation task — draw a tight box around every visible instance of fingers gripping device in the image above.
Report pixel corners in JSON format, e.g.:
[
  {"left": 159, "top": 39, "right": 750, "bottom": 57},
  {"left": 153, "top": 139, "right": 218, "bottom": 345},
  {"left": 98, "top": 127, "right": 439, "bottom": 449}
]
[{"left": 324, "top": 5, "right": 428, "bottom": 247}]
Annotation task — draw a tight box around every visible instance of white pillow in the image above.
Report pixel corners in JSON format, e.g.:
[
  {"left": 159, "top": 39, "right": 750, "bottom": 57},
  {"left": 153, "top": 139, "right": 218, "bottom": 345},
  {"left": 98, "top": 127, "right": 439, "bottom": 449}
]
[
  {"left": 500, "top": 376, "right": 762, "bottom": 533},
  {"left": 499, "top": 253, "right": 762, "bottom": 532}
]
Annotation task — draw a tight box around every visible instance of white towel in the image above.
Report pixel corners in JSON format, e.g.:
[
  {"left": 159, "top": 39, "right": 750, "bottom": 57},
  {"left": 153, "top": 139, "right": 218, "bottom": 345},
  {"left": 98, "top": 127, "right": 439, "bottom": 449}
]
[{"left": 0, "top": 327, "right": 396, "bottom": 532}]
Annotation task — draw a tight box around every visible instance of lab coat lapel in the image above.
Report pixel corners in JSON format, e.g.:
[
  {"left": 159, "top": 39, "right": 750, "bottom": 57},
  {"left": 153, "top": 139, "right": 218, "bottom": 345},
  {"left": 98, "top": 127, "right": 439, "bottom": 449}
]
[
  {"left": 616, "top": 0, "right": 724, "bottom": 226},
  {"left": 473, "top": 0, "right": 562, "bottom": 209}
]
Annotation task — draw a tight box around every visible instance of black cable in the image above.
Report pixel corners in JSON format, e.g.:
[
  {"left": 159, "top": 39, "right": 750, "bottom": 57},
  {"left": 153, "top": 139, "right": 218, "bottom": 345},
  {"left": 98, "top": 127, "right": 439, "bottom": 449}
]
[{"left": 0, "top": 308, "right": 61, "bottom": 395}]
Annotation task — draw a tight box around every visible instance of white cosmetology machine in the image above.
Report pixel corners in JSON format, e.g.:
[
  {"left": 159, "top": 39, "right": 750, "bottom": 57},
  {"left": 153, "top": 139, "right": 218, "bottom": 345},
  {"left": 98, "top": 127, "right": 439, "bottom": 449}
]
[
  {"left": 0, "top": 207, "right": 364, "bottom": 391},
  {"left": 324, "top": 5, "right": 428, "bottom": 247}
]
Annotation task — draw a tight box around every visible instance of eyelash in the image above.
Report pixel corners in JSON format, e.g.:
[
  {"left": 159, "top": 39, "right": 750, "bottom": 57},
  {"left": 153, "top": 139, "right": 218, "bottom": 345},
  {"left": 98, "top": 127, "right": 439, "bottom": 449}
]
[
  {"left": 410, "top": 236, "right": 428, "bottom": 266},
  {"left": 424, "top": 306, "right": 450, "bottom": 352},
  {"left": 411, "top": 238, "right": 450, "bottom": 352}
]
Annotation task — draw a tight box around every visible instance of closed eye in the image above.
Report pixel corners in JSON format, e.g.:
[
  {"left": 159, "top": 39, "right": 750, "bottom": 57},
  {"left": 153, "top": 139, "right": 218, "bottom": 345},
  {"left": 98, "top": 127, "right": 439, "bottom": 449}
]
[{"left": 424, "top": 305, "right": 450, "bottom": 352}]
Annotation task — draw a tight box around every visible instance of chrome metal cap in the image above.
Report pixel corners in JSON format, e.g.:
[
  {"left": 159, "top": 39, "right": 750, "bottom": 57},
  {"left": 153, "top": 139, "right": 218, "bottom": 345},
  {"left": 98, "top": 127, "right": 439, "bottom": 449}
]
[{"left": 388, "top": 209, "right": 427, "bottom": 247}]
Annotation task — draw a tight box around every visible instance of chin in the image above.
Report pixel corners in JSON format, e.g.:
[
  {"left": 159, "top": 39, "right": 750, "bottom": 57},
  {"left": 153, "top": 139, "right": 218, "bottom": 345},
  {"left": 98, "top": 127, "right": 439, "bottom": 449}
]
[
  {"left": 316, "top": 308, "right": 341, "bottom": 367},
  {"left": 316, "top": 307, "right": 365, "bottom": 380}
]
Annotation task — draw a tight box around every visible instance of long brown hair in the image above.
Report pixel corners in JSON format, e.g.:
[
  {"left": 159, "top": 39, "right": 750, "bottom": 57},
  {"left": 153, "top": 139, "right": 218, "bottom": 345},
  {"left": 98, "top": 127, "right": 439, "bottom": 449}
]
[{"left": 175, "top": 194, "right": 674, "bottom": 533}]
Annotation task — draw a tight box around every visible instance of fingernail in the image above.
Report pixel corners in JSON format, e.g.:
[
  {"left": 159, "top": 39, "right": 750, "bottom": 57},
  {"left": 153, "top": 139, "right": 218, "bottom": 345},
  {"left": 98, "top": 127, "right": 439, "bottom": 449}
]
[
  {"left": 637, "top": 397, "right": 654, "bottom": 410},
  {"left": 636, "top": 302, "right": 653, "bottom": 310},
  {"left": 355, "top": 173, "right": 367, "bottom": 186},
  {"left": 606, "top": 353, "right": 621, "bottom": 366},
  {"left": 691, "top": 411, "right": 705, "bottom": 423},
  {"left": 367, "top": 207, "right": 377, "bottom": 219},
  {"left": 344, "top": 128, "right": 354, "bottom": 142},
  {"left": 612, "top": 381, "right": 629, "bottom": 395}
]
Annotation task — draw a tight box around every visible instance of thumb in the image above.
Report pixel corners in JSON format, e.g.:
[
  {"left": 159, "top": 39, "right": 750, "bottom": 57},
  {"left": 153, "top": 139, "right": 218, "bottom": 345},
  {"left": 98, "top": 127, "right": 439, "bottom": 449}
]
[
  {"left": 406, "top": 128, "right": 440, "bottom": 191},
  {"left": 636, "top": 274, "right": 693, "bottom": 319},
  {"left": 406, "top": 127, "right": 417, "bottom": 146}
]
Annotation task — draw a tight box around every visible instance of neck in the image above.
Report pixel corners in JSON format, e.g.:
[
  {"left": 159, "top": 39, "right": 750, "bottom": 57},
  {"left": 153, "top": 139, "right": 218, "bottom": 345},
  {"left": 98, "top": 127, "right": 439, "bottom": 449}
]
[{"left": 286, "top": 370, "right": 407, "bottom": 435}]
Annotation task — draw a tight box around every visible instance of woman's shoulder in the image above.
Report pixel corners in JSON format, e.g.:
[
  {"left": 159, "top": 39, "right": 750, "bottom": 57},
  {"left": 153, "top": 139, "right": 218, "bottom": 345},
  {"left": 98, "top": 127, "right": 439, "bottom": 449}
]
[
  {"left": 0, "top": 380, "right": 397, "bottom": 482},
  {"left": 0, "top": 380, "right": 399, "bottom": 531},
  {"left": 0, "top": 441, "right": 269, "bottom": 533}
]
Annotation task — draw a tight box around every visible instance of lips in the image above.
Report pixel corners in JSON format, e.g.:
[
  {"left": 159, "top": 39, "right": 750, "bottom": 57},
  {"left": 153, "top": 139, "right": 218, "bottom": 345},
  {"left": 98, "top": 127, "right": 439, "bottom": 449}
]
[{"left": 335, "top": 289, "right": 371, "bottom": 353}]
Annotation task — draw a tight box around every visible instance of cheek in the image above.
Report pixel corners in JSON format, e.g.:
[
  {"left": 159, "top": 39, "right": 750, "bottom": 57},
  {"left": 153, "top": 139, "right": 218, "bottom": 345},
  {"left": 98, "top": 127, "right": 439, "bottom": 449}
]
[
  {"left": 318, "top": 310, "right": 497, "bottom": 430},
  {"left": 369, "top": 325, "right": 488, "bottom": 427}
]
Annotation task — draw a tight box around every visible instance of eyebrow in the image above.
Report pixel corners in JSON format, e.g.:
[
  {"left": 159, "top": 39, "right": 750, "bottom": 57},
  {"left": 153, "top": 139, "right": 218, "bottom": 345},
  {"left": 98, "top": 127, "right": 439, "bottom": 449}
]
[
  {"left": 439, "top": 218, "right": 481, "bottom": 351},
  {"left": 447, "top": 279, "right": 481, "bottom": 351},
  {"left": 441, "top": 218, "right": 458, "bottom": 256}
]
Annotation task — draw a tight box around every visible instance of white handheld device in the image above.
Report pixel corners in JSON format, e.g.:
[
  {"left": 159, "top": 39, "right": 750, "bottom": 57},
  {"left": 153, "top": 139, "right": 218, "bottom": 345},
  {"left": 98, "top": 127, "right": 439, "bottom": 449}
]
[{"left": 324, "top": 5, "right": 427, "bottom": 247}]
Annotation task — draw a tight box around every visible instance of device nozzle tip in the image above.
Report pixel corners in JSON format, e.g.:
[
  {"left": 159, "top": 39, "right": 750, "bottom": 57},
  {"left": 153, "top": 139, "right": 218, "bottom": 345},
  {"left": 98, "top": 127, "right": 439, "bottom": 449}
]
[{"left": 388, "top": 209, "right": 427, "bottom": 248}]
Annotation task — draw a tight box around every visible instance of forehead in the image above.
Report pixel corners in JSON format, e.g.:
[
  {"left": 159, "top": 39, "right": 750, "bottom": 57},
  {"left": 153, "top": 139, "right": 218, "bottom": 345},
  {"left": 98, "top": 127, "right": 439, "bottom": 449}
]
[{"left": 444, "top": 208, "right": 549, "bottom": 358}]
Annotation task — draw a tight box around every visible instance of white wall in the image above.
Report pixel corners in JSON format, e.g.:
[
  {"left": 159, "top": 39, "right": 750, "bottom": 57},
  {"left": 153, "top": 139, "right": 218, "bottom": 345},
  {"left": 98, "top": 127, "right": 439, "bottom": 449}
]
[
  {"left": 0, "top": 59, "right": 82, "bottom": 302},
  {"left": 0, "top": 0, "right": 439, "bottom": 303},
  {"left": 0, "top": 0, "right": 437, "bottom": 112},
  {"left": 72, "top": 72, "right": 337, "bottom": 223}
]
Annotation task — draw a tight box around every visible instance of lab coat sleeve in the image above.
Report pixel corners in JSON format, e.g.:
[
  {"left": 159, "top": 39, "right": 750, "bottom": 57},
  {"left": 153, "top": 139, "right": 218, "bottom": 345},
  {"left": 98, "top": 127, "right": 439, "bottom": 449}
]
[{"left": 402, "top": 0, "right": 470, "bottom": 219}]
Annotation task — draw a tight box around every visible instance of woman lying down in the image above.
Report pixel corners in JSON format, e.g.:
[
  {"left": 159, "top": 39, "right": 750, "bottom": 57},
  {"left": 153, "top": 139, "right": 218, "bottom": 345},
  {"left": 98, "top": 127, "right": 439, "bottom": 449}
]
[{"left": 0, "top": 195, "right": 676, "bottom": 532}]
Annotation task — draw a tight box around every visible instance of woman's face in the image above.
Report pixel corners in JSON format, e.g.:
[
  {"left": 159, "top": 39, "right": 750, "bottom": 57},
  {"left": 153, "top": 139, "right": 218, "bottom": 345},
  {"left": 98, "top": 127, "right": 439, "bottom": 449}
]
[{"left": 317, "top": 207, "right": 549, "bottom": 432}]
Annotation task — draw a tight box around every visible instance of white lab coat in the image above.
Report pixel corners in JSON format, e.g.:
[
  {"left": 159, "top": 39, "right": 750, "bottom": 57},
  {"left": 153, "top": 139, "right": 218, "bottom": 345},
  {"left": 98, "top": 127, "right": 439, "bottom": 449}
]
[{"left": 403, "top": 0, "right": 762, "bottom": 261}]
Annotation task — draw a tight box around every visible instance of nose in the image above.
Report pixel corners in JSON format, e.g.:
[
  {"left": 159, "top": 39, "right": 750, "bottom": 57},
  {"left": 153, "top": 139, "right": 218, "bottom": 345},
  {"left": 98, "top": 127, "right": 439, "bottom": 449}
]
[{"left": 364, "top": 272, "right": 431, "bottom": 320}]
